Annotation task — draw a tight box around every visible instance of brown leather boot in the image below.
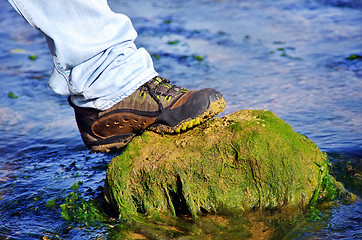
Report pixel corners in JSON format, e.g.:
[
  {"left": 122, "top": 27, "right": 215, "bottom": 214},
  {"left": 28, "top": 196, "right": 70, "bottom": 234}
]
[{"left": 69, "top": 76, "right": 226, "bottom": 152}]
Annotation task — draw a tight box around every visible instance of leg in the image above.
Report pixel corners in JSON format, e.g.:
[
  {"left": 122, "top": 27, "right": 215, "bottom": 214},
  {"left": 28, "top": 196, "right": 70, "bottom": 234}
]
[
  {"left": 8, "top": 0, "right": 226, "bottom": 152},
  {"left": 8, "top": 0, "right": 158, "bottom": 110}
]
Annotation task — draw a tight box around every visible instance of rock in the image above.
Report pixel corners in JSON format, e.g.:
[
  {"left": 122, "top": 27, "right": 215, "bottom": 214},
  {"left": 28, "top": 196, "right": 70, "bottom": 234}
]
[{"left": 104, "top": 110, "right": 341, "bottom": 219}]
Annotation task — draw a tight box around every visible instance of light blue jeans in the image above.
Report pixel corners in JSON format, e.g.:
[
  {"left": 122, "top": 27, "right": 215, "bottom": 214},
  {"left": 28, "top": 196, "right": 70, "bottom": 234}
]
[{"left": 8, "top": 0, "right": 158, "bottom": 110}]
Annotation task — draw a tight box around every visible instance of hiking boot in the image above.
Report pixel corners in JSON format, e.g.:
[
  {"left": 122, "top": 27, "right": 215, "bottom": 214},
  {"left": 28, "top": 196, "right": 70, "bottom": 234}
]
[{"left": 69, "top": 76, "right": 226, "bottom": 152}]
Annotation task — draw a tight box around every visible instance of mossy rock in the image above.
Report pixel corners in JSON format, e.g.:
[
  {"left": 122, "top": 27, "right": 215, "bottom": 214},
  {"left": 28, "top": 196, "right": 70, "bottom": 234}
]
[{"left": 105, "top": 110, "right": 341, "bottom": 220}]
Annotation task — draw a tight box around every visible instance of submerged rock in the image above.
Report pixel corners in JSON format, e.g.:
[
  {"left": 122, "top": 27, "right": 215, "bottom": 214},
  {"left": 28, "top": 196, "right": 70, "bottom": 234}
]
[{"left": 105, "top": 110, "right": 341, "bottom": 219}]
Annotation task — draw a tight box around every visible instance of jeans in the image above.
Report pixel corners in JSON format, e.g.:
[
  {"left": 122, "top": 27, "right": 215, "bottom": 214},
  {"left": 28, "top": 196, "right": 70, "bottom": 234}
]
[{"left": 8, "top": 0, "right": 158, "bottom": 110}]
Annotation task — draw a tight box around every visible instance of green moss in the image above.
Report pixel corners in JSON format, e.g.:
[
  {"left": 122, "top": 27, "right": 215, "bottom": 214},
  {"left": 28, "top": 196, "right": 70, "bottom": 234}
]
[
  {"left": 331, "top": 157, "right": 362, "bottom": 196},
  {"left": 168, "top": 40, "right": 180, "bottom": 45},
  {"left": 28, "top": 54, "right": 37, "bottom": 61},
  {"left": 192, "top": 55, "right": 204, "bottom": 62},
  {"left": 60, "top": 185, "right": 108, "bottom": 226},
  {"left": 70, "top": 181, "right": 82, "bottom": 190},
  {"left": 46, "top": 198, "right": 57, "bottom": 208},
  {"left": 151, "top": 54, "right": 160, "bottom": 60},
  {"left": 8, "top": 92, "right": 18, "bottom": 99},
  {"left": 105, "top": 110, "right": 346, "bottom": 222},
  {"left": 346, "top": 54, "right": 362, "bottom": 60}
]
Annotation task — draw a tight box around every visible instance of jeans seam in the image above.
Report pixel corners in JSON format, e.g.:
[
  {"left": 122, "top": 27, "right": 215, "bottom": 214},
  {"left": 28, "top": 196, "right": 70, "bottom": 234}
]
[{"left": 9, "top": 0, "right": 36, "bottom": 29}]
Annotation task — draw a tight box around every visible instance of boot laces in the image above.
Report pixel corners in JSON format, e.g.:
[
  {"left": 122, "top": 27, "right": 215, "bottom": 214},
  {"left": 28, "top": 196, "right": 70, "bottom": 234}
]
[{"left": 143, "top": 76, "right": 187, "bottom": 111}]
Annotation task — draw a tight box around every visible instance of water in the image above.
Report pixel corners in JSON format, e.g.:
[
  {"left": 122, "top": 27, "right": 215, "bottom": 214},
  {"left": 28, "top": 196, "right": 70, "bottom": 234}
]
[{"left": 0, "top": 0, "right": 361, "bottom": 239}]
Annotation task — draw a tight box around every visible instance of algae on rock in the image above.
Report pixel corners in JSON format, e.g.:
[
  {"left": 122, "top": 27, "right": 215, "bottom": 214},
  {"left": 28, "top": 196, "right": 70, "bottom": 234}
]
[{"left": 105, "top": 110, "right": 337, "bottom": 219}]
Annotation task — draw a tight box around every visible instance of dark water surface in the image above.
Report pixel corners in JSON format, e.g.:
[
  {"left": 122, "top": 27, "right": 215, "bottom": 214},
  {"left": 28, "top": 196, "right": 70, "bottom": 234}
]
[{"left": 1, "top": 0, "right": 361, "bottom": 239}]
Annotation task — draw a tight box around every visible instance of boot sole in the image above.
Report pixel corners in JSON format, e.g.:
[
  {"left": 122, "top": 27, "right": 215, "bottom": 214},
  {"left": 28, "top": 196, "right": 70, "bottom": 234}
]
[{"left": 90, "top": 134, "right": 135, "bottom": 153}]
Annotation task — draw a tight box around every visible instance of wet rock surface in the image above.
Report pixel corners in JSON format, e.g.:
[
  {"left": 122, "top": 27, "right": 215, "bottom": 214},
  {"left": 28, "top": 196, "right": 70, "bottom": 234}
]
[{"left": 105, "top": 110, "right": 339, "bottom": 218}]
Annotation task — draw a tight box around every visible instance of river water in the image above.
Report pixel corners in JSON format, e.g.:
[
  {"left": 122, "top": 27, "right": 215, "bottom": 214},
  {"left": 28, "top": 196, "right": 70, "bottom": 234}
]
[{"left": 0, "top": 0, "right": 361, "bottom": 239}]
